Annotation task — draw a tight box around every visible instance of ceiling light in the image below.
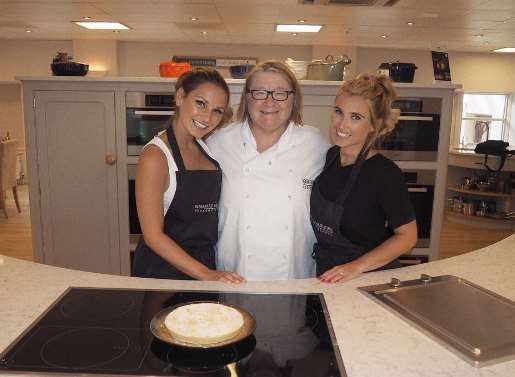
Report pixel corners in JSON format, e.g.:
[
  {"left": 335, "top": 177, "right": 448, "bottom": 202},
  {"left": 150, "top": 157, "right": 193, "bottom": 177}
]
[
  {"left": 74, "top": 21, "right": 130, "bottom": 30},
  {"left": 200, "top": 31, "right": 208, "bottom": 35},
  {"left": 82, "top": 16, "right": 91, "bottom": 20},
  {"left": 298, "top": 19, "right": 307, "bottom": 23},
  {"left": 292, "top": 33, "right": 298, "bottom": 36},
  {"left": 493, "top": 47, "right": 515, "bottom": 53},
  {"left": 473, "top": 33, "right": 484, "bottom": 38},
  {"left": 190, "top": 17, "right": 199, "bottom": 21},
  {"left": 380, "top": 34, "right": 388, "bottom": 38},
  {"left": 276, "top": 24, "right": 322, "bottom": 33},
  {"left": 407, "top": 21, "right": 414, "bottom": 26},
  {"left": 25, "top": 29, "right": 32, "bottom": 33}
]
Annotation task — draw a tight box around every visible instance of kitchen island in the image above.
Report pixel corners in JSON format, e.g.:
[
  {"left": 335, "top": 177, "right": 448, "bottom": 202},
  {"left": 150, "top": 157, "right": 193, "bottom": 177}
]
[{"left": 1, "top": 235, "right": 514, "bottom": 377}]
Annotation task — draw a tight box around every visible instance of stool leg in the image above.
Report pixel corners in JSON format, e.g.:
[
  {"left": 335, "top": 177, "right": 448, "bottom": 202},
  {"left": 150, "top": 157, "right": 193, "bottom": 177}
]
[
  {"left": 1, "top": 190, "right": 7, "bottom": 218},
  {"left": 13, "top": 186, "right": 21, "bottom": 213}
]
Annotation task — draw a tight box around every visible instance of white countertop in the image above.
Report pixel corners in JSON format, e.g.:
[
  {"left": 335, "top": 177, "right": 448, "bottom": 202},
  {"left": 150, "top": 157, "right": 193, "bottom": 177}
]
[
  {"left": 1, "top": 235, "right": 514, "bottom": 376},
  {"left": 14, "top": 76, "right": 462, "bottom": 89}
]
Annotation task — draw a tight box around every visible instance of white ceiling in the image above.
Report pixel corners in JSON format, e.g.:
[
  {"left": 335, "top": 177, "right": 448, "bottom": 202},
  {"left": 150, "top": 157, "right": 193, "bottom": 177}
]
[{"left": 0, "top": 0, "right": 514, "bottom": 52}]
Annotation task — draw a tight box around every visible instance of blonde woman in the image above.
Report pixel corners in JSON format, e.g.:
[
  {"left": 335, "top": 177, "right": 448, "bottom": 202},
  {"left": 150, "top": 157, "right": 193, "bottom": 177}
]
[{"left": 311, "top": 74, "right": 417, "bottom": 283}]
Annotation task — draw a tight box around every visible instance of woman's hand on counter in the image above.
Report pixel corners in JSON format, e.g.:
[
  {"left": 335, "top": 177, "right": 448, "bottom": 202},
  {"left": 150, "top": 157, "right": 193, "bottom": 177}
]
[
  {"left": 201, "top": 269, "right": 246, "bottom": 284},
  {"left": 318, "top": 261, "right": 365, "bottom": 283}
]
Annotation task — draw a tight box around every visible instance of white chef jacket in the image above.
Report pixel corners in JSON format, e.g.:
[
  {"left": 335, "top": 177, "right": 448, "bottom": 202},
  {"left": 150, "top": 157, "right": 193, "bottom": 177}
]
[{"left": 207, "top": 120, "right": 330, "bottom": 280}]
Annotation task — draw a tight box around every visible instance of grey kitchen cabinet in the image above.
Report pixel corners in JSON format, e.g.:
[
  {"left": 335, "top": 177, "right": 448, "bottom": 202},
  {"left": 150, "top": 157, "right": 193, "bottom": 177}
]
[{"left": 29, "top": 90, "right": 121, "bottom": 274}]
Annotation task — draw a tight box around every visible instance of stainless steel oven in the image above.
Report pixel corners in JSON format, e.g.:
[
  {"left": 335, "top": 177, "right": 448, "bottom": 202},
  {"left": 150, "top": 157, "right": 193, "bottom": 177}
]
[
  {"left": 378, "top": 98, "right": 441, "bottom": 161},
  {"left": 126, "top": 92, "right": 175, "bottom": 156},
  {"left": 403, "top": 169, "right": 435, "bottom": 248}
]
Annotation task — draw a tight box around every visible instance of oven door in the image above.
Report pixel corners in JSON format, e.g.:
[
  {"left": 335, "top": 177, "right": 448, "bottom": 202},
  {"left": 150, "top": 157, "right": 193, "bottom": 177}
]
[
  {"left": 378, "top": 113, "right": 440, "bottom": 161},
  {"left": 126, "top": 109, "right": 174, "bottom": 156},
  {"left": 407, "top": 184, "right": 434, "bottom": 248}
]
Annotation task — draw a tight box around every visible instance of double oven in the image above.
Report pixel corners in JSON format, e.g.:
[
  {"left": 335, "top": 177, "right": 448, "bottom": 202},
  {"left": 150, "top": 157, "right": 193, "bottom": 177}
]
[{"left": 127, "top": 92, "right": 175, "bottom": 240}]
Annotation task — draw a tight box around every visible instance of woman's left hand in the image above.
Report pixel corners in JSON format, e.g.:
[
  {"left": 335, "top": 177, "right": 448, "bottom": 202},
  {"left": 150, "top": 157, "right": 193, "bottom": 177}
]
[{"left": 318, "top": 261, "right": 364, "bottom": 283}]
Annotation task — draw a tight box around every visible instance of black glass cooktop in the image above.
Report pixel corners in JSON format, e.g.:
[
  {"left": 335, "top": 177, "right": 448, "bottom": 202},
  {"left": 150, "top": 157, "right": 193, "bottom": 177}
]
[{"left": 0, "top": 288, "right": 346, "bottom": 377}]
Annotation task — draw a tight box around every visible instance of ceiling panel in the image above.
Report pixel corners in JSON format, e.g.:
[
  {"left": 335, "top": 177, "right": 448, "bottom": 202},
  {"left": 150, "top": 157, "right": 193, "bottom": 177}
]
[{"left": 0, "top": 0, "right": 513, "bottom": 52}]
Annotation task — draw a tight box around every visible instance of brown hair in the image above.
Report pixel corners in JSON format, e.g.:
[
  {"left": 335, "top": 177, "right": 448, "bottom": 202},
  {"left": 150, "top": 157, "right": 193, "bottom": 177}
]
[
  {"left": 336, "top": 73, "right": 400, "bottom": 149},
  {"left": 174, "top": 67, "right": 231, "bottom": 125},
  {"left": 236, "top": 60, "right": 303, "bottom": 125}
]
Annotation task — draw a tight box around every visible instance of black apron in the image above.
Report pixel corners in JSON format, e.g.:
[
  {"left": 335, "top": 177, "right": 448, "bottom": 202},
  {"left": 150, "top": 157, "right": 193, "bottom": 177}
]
[
  {"left": 310, "top": 147, "right": 401, "bottom": 277},
  {"left": 132, "top": 127, "right": 221, "bottom": 280}
]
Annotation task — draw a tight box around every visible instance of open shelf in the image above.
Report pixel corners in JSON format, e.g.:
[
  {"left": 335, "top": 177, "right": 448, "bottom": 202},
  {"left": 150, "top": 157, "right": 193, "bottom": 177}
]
[
  {"left": 445, "top": 210, "right": 514, "bottom": 229},
  {"left": 447, "top": 186, "right": 515, "bottom": 198}
]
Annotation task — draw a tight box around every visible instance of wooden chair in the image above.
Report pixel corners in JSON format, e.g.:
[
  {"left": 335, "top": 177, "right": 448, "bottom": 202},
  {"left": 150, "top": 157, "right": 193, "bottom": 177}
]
[{"left": 0, "top": 139, "right": 21, "bottom": 218}]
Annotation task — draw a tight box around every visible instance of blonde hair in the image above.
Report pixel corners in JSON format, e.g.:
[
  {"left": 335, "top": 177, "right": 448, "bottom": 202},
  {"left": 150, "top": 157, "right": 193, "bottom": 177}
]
[
  {"left": 236, "top": 60, "right": 303, "bottom": 125},
  {"left": 337, "top": 73, "right": 400, "bottom": 149}
]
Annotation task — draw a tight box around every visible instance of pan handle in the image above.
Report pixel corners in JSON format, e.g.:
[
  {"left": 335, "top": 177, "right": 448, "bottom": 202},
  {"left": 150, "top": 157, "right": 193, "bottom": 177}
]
[{"left": 227, "top": 362, "right": 239, "bottom": 377}]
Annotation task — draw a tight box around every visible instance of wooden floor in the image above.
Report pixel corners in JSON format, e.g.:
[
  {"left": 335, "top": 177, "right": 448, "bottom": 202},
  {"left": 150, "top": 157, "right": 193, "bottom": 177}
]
[
  {"left": 0, "top": 185, "right": 512, "bottom": 263},
  {"left": 0, "top": 184, "right": 33, "bottom": 261}
]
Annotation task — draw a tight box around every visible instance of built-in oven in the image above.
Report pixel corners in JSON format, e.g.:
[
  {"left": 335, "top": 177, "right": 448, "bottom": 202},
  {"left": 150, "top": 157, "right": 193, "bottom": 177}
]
[
  {"left": 378, "top": 97, "right": 441, "bottom": 161},
  {"left": 126, "top": 92, "right": 175, "bottom": 156},
  {"left": 403, "top": 169, "right": 435, "bottom": 249}
]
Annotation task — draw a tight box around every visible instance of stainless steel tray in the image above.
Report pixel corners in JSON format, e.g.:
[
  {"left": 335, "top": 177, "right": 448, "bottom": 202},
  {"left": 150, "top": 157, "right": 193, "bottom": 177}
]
[{"left": 359, "top": 275, "right": 515, "bottom": 367}]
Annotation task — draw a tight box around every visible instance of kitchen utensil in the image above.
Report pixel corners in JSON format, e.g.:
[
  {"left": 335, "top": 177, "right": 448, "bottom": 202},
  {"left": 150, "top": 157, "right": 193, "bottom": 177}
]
[
  {"left": 462, "top": 202, "right": 474, "bottom": 216},
  {"left": 150, "top": 301, "right": 256, "bottom": 348},
  {"left": 452, "top": 197, "right": 463, "bottom": 213},
  {"left": 359, "top": 274, "right": 515, "bottom": 367},
  {"left": 51, "top": 62, "right": 89, "bottom": 76},
  {"left": 307, "top": 54, "right": 351, "bottom": 81},
  {"left": 285, "top": 58, "right": 309, "bottom": 79},
  {"left": 378, "top": 62, "right": 417, "bottom": 83},
  {"left": 229, "top": 64, "right": 255, "bottom": 79},
  {"left": 159, "top": 61, "right": 191, "bottom": 78}
]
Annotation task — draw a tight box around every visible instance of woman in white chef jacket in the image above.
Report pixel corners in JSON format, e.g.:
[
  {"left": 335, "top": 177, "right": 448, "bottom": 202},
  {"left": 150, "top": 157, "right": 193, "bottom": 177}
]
[{"left": 207, "top": 60, "right": 330, "bottom": 280}]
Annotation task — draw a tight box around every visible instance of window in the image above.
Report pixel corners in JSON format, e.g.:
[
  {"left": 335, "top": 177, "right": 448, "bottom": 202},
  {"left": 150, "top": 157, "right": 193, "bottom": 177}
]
[{"left": 457, "top": 92, "right": 512, "bottom": 149}]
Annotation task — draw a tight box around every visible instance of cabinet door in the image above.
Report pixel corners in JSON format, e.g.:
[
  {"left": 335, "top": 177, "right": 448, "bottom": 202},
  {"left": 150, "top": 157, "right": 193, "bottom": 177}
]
[{"left": 34, "top": 91, "right": 120, "bottom": 274}]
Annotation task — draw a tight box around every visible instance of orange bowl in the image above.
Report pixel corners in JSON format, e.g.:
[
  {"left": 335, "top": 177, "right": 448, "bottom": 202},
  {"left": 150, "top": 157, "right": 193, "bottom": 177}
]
[{"left": 159, "top": 62, "right": 192, "bottom": 78}]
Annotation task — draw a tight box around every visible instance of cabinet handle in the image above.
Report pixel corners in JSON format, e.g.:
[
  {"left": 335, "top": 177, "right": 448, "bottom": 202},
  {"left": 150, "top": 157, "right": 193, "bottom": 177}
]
[{"left": 105, "top": 154, "right": 117, "bottom": 165}]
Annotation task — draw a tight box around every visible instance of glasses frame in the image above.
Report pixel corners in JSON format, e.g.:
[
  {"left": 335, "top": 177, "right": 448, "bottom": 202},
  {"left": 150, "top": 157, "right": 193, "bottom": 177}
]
[{"left": 247, "top": 89, "right": 295, "bottom": 102}]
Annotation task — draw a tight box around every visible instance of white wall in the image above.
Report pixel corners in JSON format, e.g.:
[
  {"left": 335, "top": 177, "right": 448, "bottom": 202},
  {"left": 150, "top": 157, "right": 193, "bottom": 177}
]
[{"left": 1, "top": 38, "right": 515, "bottom": 151}]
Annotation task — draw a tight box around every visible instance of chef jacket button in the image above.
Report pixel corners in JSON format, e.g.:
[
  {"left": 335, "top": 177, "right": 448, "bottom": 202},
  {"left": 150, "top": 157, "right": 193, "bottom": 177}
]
[
  {"left": 289, "top": 169, "right": 293, "bottom": 173},
  {"left": 288, "top": 195, "right": 292, "bottom": 199},
  {"left": 268, "top": 161, "right": 272, "bottom": 166},
  {"left": 246, "top": 225, "right": 251, "bottom": 230},
  {"left": 285, "top": 226, "right": 289, "bottom": 230},
  {"left": 246, "top": 194, "right": 250, "bottom": 199}
]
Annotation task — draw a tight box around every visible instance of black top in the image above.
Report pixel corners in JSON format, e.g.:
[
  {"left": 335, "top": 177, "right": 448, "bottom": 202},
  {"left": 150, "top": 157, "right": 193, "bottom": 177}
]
[{"left": 318, "top": 146, "right": 415, "bottom": 253}]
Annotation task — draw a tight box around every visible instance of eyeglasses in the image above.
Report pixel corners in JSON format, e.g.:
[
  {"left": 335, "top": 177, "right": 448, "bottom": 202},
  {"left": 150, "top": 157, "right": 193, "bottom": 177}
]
[{"left": 247, "top": 89, "right": 295, "bottom": 101}]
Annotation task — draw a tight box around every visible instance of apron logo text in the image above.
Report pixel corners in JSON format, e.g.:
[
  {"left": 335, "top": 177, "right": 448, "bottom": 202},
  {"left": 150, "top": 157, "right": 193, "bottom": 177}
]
[
  {"left": 194, "top": 203, "right": 218, "bottom": 214},
  {"left": 311, "top": 219, "right": 334, "bottom": 236}
]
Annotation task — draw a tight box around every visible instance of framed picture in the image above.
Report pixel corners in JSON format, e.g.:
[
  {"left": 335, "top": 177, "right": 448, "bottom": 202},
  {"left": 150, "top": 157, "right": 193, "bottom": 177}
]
[{"left": 431, "top": 51, "right": 451, "bottom": 81}]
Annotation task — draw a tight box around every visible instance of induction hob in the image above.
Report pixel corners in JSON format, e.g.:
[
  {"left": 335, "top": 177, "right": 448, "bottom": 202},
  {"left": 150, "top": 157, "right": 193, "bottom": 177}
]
[{"left": 0, "top": 288, "right": 346, "bottom": 377}]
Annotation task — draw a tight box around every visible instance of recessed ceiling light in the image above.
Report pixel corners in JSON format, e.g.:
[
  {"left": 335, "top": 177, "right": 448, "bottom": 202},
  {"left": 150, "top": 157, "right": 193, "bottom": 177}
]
[
  {"left": 25, "top": 29, "right": 32, "bottom": 33},
  {"left": 473, "top": 33, "right": 484, "bottom": 38},
  {"left": 190, "top": 17, "right": 199, "bottom": 21},
  {"left": 380, "top": 34, "right": 388, "bottom": 38},
  {"left": 82, "top": 16, "right": 91, "bottom": 20},
  {"left": 493, "top": 47, "right": 515, "bottom": 53},
  {"left": 292, "top": 33, "right": 298, "bottom": 36},
  {"left": 276, "top": 24, "right": 322, "bottom": 33},
  {"left": 298, "top": 19, "right": 307, "bottom": 23},
  {"left": 74, "top": 21, "right": 130, "bottom": 30},
  {"left": 200, "top": 31, "right": 208, "bottom": 35},
  {"left": 407, "top": 21, "right": 414, "bottom": 26}
]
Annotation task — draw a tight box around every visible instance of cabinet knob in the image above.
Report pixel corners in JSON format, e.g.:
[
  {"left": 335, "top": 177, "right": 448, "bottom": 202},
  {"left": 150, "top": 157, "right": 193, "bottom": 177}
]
[{"left": 105, "top": 154, "right": 117, "bottom": 165}]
